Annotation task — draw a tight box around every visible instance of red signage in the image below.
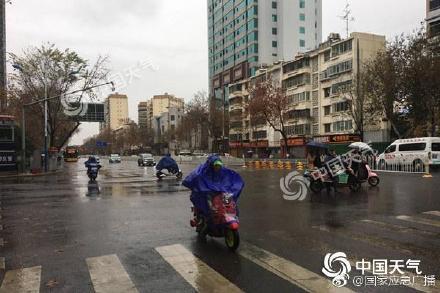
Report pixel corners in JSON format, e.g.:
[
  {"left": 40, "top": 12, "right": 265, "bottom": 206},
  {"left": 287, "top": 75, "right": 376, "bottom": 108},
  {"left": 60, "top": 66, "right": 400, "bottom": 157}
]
[
  {"left": 281, "top": 138, "right": 306, "bottom": 147},
  {"left": 313, "top": 135, "right": 361, "bottom": 144}
]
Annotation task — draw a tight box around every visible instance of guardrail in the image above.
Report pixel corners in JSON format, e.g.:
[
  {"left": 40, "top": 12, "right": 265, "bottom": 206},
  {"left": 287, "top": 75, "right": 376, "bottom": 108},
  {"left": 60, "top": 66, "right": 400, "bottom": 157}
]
[{"left": 365, "top": 155, "right": 430, "bottom": 174}]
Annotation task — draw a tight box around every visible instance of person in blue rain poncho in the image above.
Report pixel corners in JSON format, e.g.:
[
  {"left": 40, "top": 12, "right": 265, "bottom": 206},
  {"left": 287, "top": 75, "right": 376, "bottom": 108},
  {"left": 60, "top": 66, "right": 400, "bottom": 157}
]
[
  {"left": 156, "top": 154, "right": 180, "bottom": 175},
  {"left": 182, "top": 155, "right": 244, "bottom": 216}
]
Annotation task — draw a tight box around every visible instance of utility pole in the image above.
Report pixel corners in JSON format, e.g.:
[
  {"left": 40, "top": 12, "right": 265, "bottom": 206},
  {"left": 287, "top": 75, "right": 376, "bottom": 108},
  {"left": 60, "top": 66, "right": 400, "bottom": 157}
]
[{"left": 0, "top": 0, "right": 8, "bottom": 111}]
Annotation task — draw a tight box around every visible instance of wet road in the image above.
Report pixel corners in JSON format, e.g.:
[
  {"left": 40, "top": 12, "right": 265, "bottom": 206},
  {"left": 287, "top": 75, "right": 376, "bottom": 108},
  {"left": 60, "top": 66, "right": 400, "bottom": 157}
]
[{"left": 0, "top": 158, "right": 439, "bottom": 292}]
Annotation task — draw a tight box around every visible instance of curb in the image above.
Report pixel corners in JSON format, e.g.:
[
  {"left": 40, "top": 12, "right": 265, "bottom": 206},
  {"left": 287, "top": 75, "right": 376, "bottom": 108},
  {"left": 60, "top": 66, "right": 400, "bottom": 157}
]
[{"left": 0, "top": 169, "right": 63, "bottom": 179}]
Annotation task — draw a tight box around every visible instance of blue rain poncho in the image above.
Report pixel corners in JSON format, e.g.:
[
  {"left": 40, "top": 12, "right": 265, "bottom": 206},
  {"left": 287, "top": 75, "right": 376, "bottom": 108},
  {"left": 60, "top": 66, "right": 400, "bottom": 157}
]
[
  {"left": 156, "top": 155, "right": 179, "bottom": 172},
  {"left": 182, "top": 155, "right": 244, "bottom": 215}
]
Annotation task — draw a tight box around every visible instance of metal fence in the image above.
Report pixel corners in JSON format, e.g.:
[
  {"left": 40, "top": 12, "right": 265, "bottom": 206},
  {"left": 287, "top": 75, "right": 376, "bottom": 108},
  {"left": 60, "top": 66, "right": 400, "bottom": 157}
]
[{"left": 365, "top": 155, "right": 429, "bottom": 174}]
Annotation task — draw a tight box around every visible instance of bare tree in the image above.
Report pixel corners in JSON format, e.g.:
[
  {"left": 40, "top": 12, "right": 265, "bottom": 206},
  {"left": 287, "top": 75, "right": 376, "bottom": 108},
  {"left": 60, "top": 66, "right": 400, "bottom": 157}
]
[
  {"left": 248, "top": 80, "right": 289, "bottom": 158},
  {"left": 8, "top": 43, "right": 109, "bottom": 149}
]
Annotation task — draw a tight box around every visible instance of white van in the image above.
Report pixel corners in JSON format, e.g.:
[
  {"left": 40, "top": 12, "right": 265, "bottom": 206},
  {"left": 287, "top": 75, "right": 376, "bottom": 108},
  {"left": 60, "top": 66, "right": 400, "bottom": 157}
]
[{"left": 377, "top": 137, "right": 440, "bottom": 169}]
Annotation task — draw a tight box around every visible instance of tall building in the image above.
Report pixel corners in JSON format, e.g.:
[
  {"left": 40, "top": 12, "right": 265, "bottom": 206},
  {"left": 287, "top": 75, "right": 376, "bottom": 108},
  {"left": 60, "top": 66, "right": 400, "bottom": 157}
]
[
  {"left": 208, "top": 0, "right": 322, "bottom": 104},
  {"left": 100, "top": 93, "right": 129, "bottom": 131},
  {"left": 138, "top": 101, "right": 150, "bottom": 129},
  {"left": 0, "top": 1, "right": 6, "bottom": 111},
  {"left": 228, "top": 32, "right": 387, "bottom": 158},
  {"left": 427, "top": 0, "right": 440, "bottom": 37},
  {"left": 150, "top": 93, "right": 184, "bottom": 118}
]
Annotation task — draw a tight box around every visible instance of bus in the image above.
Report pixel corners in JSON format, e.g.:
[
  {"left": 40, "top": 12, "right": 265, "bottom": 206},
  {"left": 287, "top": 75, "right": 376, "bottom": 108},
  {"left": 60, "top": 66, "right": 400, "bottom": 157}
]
[
  {"left": 0, "top": 115, "right": 17, "bottom": 171},
  {"left": 64, "top": 146, "right": 79, "bottom": 162}
]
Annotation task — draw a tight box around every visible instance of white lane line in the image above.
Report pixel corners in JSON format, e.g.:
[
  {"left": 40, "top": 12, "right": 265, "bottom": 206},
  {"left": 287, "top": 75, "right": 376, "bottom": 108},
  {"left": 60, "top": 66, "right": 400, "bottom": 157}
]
[
  {"left": 0, "top": 266, "right": 41, "bottom": 293},
  {"left": 396, "top": 215, "right": 440, "bottom": 228},
  {"left": 86, "top": 254, "right": 138, "bottom": 293},
  {"left": 155, "top": 244, "right": 243, "bottom": 293},
  {"left": 239, "top": 242, "right": 354, "bottom": 293},
  {"left": 360, "top": 219, "right": 437, "bottom": 236},
  {"left": 423, "top": 211, "right": 440, "bottom": 217}
]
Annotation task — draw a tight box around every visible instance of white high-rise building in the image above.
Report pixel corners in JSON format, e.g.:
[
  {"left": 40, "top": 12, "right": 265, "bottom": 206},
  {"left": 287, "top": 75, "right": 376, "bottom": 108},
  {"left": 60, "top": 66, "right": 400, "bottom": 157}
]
[{"left": 208, "top": 0, "right": 322, "bottom": 103}]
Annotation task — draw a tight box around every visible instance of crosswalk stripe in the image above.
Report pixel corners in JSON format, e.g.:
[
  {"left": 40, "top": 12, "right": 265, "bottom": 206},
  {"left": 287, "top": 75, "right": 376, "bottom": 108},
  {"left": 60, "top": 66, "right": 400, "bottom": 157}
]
[
  {"left": 155, "top": 244, "right": 243, "bottom": 293},
  {"left": 423, "top": 211, "right": 440, "bottom": 217},
  {"left": 0, "top": 266, "right": 41, "bottom": 293},
  {"left": 396, "top": 215, "right": 440, "bottom": 228},
  {"left": 239, "top": 242, "right": 354, "bottom": 293},
  {"left": 86, "top": 254, "right": 138, "bottom": 293}
]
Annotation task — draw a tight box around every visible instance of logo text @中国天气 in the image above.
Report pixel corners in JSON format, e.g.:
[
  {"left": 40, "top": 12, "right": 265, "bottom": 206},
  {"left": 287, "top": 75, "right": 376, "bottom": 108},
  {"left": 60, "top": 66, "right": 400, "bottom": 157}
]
[
  {"left": 322, "top": 252, "right": 437, "bottom": 288},
  {"left": 280, "top": 171, "right": 310, "bottom": 201}
]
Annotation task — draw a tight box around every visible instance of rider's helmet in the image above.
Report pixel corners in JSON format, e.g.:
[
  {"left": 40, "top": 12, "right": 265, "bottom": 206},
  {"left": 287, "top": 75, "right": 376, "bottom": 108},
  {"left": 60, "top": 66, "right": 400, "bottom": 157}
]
[{"left": 212, "top": 158, "right": 223, "bottom": 172}]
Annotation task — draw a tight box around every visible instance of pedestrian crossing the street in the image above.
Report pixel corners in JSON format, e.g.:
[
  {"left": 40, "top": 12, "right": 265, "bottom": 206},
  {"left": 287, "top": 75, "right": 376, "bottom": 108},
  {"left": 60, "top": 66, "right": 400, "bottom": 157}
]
[{"left": 0, "top": 210, "right": 438, "bottom": 292}]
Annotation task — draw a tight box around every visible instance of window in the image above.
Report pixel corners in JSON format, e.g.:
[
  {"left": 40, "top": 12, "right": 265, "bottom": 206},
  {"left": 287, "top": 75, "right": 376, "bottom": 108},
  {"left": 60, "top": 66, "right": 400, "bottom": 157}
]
[
  {"left": 385, "top": 145, "right": 396, "bottom": 153},
  {"left": 252, "top": 130, "right": 267, "bottom": 139},
  {"left": 272, "top": 14, "right": 277, "bottom": 22},
  {"left": 272, "top": 1, "right": 277, "bottom": 9},
  {"left": 299, "top": 0, "right": 305, "bottom": 8},
  {"left": 0, "top": 127, "right": 13, "bottom": 142},
  {"left": 282, "top": 73, "right": 311, "bottom": 88},
  {"left": 323, "top": 50, "right": 331, "bottom": 62},
  {"left": 430, "top": 0, "right": 440, "bottom": 11},
  {"left": 287, "top": 91, "right": 310, "bottom": 104},
  {"left": 432, "top": 143, "right": 440, "bottom": 151},
  {"left": 332, "top": 120, "right": 352, "bottom": 132},
  {"left": 324, "top": 106, "right": 331, "bottom": 116},
  {"left": 429, "top": 20, "right": 440, "bottom": 37},
  {"left": 272, "top": 41, "right": 278, "bottom": 48},
  {"left": 299, "top": 27, "right": 305, "bottom": 34},
  {"left": 333, "top": 101, "right": 350, "bottom": 113},
  {"left": 300, "top": 39, "right": 306, "bottom": 47},
  {"left": 323, "top": 87, "right": 331, "bottom": 98},
  {"left": 332, "top": 40, "right": 353, "bottom": 57},
  {"left": 331, "top": 80, "right": 352, "bottom": 95},
  {"left": 398, "top": 143, "right": 427, "bottom": 152},
  {"left": 272, "top": 28, "right": 277, "bottom": 35},
  {"left": 170, "top": 115, "right": 175, "bottom": 121},
  {"left": 324, "top": 124, "right": 331, "bottom": 133},
  {"left": 299, "top": 13, "right": 305, "bottom": 21}
]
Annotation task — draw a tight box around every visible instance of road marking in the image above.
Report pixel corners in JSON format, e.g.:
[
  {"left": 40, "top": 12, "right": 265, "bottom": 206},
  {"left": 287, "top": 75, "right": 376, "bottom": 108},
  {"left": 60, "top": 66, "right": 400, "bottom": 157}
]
[
  {"left": 360, "top": 219, "right": 437, "bottom": 236},
  {"left": 423, "top": 211, "right": 440, "bottom": 217},
  {"left": 86, "top": 254, "right": 138, "bottom": 293},
  {"left": 239, "top": 242, "right": 353, "bottom": 293},
  {"left": 0, "top": 266, "right": 41, "bottom": 293},
  {"left": 155, "top": 244, "right": 243, "bottom": 293},
  {"left": 396, "top": 215, "right": 440, "bottom": 228}
]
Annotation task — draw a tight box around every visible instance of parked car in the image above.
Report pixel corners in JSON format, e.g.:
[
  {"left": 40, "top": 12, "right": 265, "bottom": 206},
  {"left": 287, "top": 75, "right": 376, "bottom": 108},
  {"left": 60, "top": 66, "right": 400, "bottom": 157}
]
[
  {"left": 109, "top": 154, "right": 122, "bottom": 163},
  {"left": 377, "top": 137, "right": 440, "bottom": 170},
  {"left": 138, "top": 153, "right": 156, "bottom": 166}
]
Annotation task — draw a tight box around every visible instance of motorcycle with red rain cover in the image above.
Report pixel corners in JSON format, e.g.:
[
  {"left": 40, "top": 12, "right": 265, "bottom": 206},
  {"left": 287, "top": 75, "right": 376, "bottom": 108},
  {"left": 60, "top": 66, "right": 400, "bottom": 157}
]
[{"left": 183, "top": 156, "right": 244, "bottom": 251}]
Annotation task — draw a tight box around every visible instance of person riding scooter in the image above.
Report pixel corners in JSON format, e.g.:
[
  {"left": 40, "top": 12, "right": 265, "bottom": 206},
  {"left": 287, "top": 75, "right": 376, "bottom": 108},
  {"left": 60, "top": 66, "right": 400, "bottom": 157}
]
[
  {"left": 156, "top": 154, "right": 182, "bottom": 179},
  {"left": 182, "top": 155, "right": 244, "bottom": 250},
  {"left": 84, "top": 156, "right": 102, "bottom": 180}
]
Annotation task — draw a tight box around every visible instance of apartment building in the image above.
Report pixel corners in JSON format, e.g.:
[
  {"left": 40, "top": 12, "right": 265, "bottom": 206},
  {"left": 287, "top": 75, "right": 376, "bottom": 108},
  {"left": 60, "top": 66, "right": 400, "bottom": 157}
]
[
  {"left": 100, "top": 93, "right": 129, "bottom": 131},
  {"left": 228, "top": 32, "right": 387, "bottom": 157},
  {"left": 427, "top": 0, "right": 440, "bottom": 37},
  {"left": 138, "top": 101, "right": 150, "bottom": 129},
  {"left": 208, "top": 0, "right": 322, "bottom": 107}
]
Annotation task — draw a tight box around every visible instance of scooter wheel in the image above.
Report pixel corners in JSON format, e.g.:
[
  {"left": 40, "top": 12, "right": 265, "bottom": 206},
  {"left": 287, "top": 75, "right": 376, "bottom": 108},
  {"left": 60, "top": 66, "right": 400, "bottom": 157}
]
[
  {"left": 225, "top": 229, "right": 240, "bottom": 251},
  {"left": 176, "top": 171, "right": 183, "bottom": 180},
  {"left": 368, "top": 176, "right": 380, "bottom": 187},
  {"left": 310, "top": 181, "right": 323, "bottom": 193}
]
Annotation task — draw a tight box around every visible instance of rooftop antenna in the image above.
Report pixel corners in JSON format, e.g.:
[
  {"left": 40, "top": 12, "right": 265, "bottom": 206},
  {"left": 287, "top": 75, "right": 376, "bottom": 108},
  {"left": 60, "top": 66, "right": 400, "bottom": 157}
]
[{"left": 339, "top": 1, "right": 355, "bottom": 38}]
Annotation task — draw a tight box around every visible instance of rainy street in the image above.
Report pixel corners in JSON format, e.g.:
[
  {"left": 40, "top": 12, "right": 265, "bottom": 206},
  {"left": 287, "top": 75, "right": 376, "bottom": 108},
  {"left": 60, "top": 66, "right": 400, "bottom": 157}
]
[{"left": 0, "top": 158, "right": 439, "bottom": 292}]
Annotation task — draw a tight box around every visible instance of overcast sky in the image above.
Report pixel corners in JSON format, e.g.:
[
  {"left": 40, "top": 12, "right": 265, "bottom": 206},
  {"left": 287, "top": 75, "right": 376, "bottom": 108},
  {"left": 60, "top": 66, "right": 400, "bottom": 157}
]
[{"left": 6, "top": 0, "right": 426, "bottom": 145}]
